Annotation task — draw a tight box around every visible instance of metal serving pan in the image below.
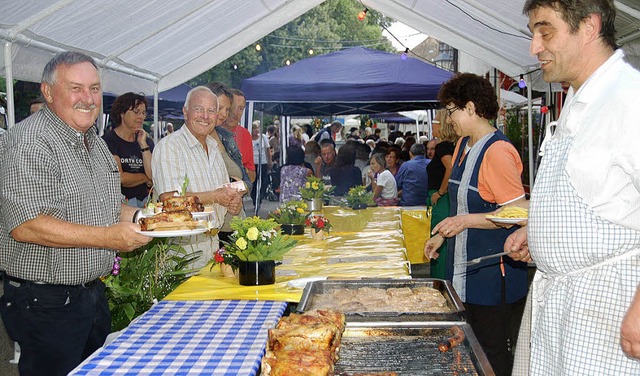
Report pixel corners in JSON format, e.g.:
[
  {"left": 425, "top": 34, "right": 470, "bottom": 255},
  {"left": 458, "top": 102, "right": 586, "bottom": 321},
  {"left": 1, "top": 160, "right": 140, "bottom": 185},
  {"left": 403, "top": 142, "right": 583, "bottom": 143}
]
[
  {"left": 297, "top": 278, "right": 465, "bottom": 322},
  {"left": 335, "top": 322, "right": 493, "bottom": 376}
]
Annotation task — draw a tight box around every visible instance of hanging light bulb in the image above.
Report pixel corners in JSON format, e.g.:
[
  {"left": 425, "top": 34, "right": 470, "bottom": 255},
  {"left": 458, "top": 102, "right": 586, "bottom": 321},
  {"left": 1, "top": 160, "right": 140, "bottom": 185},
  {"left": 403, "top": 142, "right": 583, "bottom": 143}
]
[
  {"left": 308, "top": 48, "right": 314, "bottom": 55},
  {"left": 255, "top": 44, "right": 262, "bottom": 51},
  {"left": 357, "top": 8, "right": 368, "bottom": 21},
  {"left": 518, "top": 74, "right": 526, "bottom": 89},
  {"left": 233, "top": 64, "right": 238, "bottom": 70},
  {"left": 401, "top": 48, "right": 409, "bottom": 61},
  {"left": 285, "top": 59, "right": 291, "bottom": 66}
]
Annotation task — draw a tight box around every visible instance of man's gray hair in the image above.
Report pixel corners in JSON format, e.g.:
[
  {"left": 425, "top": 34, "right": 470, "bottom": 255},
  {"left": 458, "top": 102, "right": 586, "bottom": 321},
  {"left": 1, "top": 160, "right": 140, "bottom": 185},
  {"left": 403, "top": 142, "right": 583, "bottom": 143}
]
[
  {"left": 42, "top": 51, "right": 98, "bottom": 85},
  {"left": 184, "top": 86, "right": 218, "bottom": 111},
  {"left": 410, "top": 143, "right": 425, "bottom": 156}
]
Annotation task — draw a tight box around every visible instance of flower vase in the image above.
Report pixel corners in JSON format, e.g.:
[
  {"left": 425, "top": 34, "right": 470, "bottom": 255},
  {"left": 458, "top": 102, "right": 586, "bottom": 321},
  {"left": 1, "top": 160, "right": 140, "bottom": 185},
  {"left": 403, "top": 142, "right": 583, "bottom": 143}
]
[
  {"left": 351, "top": 203, "right": 368, "bottom": 210},
  {"left": 310, "top": 229, "right": 325, "bottom": 240},
  {"left": 219, "top": 263, "right": 237, "bottom": 278},
  {"left": 238, "top": 260, "right": 276, "bottom": 286},
  {"left": 307, "top": 197, "right": 323, "bottom": 213},
  {"left": 281, "top": 224, "right": 305, "bottom": 235}
]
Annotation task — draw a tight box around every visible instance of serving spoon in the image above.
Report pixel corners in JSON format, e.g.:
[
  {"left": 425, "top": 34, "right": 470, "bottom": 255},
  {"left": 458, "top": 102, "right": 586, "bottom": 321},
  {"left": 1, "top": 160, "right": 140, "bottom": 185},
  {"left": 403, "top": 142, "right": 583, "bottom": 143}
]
[{"left": 456, "top": 251, "right": 511, "bottom": 267}]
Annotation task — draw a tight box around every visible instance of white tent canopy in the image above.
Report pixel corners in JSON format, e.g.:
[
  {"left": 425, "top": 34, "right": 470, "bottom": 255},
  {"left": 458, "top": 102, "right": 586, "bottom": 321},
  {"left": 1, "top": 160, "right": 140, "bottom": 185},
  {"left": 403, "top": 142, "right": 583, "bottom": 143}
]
[{"left": 2, "top": 0, "right": 638, "bottom": 93}]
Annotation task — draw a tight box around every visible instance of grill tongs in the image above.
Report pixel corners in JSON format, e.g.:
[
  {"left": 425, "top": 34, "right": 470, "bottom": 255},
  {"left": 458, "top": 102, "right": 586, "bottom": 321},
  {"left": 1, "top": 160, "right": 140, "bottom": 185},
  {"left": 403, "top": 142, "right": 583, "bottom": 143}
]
[{"left": 457, "top": 251, "right": 511, "bottom": 266}]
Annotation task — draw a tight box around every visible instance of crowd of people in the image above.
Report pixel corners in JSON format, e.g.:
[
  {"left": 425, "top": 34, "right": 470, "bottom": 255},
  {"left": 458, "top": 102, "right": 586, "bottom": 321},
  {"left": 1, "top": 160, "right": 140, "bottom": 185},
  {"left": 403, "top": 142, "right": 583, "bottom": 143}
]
[{"left": 2, "top": 1, "right": 640, "bottom": 375}]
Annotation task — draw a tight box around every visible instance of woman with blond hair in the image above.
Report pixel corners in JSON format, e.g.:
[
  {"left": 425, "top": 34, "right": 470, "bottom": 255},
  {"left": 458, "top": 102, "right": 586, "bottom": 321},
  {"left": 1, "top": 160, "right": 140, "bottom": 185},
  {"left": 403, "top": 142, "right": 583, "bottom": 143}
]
[{"left": 426, "top": 109, "right": 459, "bottom": 278}]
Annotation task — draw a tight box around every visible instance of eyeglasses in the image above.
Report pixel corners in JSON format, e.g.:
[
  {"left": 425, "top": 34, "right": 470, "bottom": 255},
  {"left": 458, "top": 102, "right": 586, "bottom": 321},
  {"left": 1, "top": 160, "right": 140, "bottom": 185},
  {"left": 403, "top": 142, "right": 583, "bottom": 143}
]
[
  {"left": 130, "top": 109, "right": 147, "bottom": 117},
  {"left": 445, "top": 106, "right": 459, "bottom": 117},
  {"left": 191, "top": 106, "right": 218, "bottom": 116}
]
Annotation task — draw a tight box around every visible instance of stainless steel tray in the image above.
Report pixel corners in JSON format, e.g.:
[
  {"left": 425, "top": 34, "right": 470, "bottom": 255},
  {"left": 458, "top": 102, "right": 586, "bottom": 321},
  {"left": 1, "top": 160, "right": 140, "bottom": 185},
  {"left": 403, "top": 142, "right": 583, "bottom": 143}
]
[
  {"left": 297, "top": 278, "right": 465, "bottom": 322},
  {"left": 335, "top": 322, "right": 494, "bottom": 376}
]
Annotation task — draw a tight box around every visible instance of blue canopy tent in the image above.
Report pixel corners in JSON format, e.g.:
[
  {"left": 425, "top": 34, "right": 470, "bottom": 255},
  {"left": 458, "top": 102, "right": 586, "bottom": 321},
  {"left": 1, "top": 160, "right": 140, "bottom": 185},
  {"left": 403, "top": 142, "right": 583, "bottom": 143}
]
[
  {"left": 241, "top": 47, "right": 454, "bottom": 116},
  {"left": 103, "top": 83, "right": 192, "bottom": 119}
]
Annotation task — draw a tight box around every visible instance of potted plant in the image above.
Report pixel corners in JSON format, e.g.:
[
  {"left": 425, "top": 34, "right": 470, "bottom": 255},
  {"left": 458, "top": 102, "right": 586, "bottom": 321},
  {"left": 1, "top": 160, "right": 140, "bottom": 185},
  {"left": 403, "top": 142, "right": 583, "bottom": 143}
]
[
  {"left": 223, "top": 216, "right": 298, "bottom": 285},
  {"left": 305, "top": 214, "right": 332, "bottom": 240},
  {"left": 269, "top": 200, "right": 309, "bottom": 235},
  {"left": 299, "top": 176, "right": 334, "bottom": 211},
  {"left": 212, "top": 247, "right": 238, "bottom": 277},
  {"left": 345, "top": 185, "right": 375, "bottom": 210},
  {"left": 104, "top": 238, "right": 201, "bottom": 331}
]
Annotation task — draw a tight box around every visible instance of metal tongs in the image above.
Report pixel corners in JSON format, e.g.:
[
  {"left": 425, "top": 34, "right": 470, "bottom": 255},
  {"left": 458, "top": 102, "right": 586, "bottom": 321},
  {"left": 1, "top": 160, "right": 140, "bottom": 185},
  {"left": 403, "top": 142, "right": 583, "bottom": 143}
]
[{"left": 457, "top": 251, "right": 511, "bottom": 266}]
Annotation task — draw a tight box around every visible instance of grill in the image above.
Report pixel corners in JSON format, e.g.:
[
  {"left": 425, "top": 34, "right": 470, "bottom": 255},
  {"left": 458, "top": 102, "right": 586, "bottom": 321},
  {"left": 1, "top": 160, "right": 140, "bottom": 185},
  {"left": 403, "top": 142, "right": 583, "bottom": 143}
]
[{"left": 335, "top": 324, "right": 491, "bottom": 376}]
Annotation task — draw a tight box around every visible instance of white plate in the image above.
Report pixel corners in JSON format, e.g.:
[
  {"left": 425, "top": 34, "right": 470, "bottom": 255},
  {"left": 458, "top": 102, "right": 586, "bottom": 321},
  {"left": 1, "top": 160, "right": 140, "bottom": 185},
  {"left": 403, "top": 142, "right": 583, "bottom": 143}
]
[
  {"left": 486, "top": 216, "right": 527, "bottom": 224},
  {"left": 136, "top": 227, "right": 209, "bottom": 238},
  {"left": 191, "top": 210, "right": 215, "bottom": 219}
]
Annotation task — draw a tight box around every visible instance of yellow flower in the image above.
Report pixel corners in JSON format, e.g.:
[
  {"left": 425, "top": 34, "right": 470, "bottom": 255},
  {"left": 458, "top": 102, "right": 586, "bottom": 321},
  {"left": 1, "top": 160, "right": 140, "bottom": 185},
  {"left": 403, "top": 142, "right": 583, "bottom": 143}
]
[
  {"left": 246, "top": 227, "right": 259, "bottom": 241},
  {"left": 305, "top": 182, "right": 311, "bottom": 189},
  {"left": 311, "top": 182, "right": 319, "bottom": 190},
  {"left": 296, "top": 207, "right": 305, "bottom": 214},
  {"left": 235, "top": 237, "right": 247, "bottom": 250}
]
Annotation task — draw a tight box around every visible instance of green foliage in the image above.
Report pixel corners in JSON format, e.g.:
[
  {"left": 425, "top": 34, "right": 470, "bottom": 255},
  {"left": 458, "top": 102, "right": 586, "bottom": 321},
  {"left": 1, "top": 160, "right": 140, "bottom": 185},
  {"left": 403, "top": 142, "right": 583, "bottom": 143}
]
[
  {"left": 104, "top": 238, "right": 201, "bottom": 332},
  {"left": 269, "top": 200, "right": 309, "bottom": 225},
  {"left": 345, "top": 185, "right": 375, "bottom": 207},
  {"left": 224, "top": 216, "right": 297, "bottom": 261},
  {"left": 188, "top": 0, "right": 394, "bottom": 87},
  {"left": 299, "top": 176, "right": 334, "bottom": 200}
]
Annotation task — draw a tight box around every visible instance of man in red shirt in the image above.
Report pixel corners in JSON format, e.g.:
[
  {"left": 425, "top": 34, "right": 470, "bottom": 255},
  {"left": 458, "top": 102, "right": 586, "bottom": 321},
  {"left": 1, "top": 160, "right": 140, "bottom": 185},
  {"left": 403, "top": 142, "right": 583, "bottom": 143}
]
[{"left": 224, "top": 88, "right": 255, "bottom": 182}]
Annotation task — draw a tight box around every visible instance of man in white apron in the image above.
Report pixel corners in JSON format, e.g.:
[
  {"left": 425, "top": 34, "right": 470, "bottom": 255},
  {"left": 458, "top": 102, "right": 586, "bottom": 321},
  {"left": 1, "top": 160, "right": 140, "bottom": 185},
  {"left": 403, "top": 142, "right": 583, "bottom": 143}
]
[{"left": 506, "top": 1, "right": 640, "bottom": 374}]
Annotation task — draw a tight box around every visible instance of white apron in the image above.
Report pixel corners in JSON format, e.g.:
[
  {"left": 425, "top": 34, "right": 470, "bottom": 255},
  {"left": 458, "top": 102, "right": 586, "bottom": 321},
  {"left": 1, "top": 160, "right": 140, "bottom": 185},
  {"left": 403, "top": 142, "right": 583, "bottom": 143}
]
[{"left": 524, "top": 123, "right": 640, "bottom": 374}]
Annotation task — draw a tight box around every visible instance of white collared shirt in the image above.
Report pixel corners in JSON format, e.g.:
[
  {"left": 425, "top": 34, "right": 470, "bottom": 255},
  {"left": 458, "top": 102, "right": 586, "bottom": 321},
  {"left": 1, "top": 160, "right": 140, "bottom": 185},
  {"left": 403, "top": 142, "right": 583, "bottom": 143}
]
[{"left": 548, "top": 49, "right": 640, "bottom": 231}]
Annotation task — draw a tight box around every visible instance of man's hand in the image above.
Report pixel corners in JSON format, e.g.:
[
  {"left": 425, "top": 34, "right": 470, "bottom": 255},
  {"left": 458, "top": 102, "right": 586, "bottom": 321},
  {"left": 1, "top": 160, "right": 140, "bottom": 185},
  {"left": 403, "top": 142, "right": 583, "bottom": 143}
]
[
  {"left": 622, "top": 286, "right": 640, "bottom": 360},
  {"left": 213, "top": 186, "right": 241, "bottom": 207},
  {"left": 504, "top": 226, "right": 532, "bottom": 262},
  {"left": 106, "top": 222, "right": 152, "bottom": 252},
  {"left": 227, "top": 196, "right": 243, "bottom": 215}
]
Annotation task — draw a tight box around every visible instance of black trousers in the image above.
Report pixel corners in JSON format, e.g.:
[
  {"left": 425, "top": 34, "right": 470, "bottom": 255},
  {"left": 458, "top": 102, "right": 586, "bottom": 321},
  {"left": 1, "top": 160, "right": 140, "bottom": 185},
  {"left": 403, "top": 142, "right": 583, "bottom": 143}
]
[
  {"left": 464, "top": 294, "right": 527, "bottom": 376},
  {"left": 0, "top": 276, "right": 110, "bottom": 376}
]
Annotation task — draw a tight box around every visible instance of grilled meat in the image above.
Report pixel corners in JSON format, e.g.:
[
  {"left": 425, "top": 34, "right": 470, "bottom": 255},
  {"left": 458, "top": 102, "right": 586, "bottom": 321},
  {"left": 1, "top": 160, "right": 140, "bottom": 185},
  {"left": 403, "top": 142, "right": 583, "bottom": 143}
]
[{"left": 138, "top": 210, "right": 199, "bottom": 231}]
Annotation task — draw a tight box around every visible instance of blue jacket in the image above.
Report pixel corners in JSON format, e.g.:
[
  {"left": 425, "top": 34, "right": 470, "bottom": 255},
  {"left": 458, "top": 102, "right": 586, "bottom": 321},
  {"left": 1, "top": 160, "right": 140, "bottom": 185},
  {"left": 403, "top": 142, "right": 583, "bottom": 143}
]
[{"left": 395, "top": 155, "right": 430, "bottom": 206}]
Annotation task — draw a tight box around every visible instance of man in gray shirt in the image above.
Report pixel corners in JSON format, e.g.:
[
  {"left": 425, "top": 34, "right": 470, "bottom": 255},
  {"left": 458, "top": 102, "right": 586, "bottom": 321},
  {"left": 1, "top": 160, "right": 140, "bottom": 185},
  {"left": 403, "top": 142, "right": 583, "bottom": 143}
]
[{"left": 0, "top": 51, "right": 151, "bottom": 375}]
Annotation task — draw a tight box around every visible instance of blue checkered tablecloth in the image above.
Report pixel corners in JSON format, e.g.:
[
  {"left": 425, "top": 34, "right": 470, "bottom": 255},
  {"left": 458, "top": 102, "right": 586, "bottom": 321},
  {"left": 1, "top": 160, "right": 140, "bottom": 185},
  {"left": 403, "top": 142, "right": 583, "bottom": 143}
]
[{"left": 70, "top": 300, "right": 287, "bottom": 375}]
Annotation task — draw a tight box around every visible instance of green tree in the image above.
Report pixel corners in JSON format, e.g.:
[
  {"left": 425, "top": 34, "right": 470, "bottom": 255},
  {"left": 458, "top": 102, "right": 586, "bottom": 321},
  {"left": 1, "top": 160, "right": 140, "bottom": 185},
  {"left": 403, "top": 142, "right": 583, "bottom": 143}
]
[{"left": 189, "top": 0, "right": 394, "bottom": 87}]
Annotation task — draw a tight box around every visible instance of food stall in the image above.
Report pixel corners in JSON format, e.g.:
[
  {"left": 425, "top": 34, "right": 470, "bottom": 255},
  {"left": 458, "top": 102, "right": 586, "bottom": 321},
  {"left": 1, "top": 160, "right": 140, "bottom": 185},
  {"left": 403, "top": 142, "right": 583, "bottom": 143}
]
[{"left": 71, "top": 206, "right": 493, "bottom": 375}]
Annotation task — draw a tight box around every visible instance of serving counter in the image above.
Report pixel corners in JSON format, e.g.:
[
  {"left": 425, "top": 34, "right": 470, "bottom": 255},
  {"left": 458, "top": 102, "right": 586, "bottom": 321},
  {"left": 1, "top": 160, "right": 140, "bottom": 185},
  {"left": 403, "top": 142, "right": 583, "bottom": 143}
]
[{"left": 164, "top": 206, "right": 430, "bottom": 302}]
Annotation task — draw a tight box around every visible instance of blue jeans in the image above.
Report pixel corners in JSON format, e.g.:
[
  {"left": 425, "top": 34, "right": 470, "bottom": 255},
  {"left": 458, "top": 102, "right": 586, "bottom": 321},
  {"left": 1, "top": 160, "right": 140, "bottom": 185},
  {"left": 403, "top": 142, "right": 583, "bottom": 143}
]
[{"left": 0, "top": 277, "right": 110, "bottom": 376}]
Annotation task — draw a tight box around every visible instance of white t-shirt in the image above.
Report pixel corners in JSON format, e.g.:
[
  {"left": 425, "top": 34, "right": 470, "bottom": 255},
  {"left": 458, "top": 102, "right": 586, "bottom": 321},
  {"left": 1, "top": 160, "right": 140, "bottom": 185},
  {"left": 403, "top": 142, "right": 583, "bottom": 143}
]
[
  {"left": 252, "top": 134, "right": 270, "bottom": 165},
  {"left": 376, "top": 169, "right": 397, "bottom": 199}
]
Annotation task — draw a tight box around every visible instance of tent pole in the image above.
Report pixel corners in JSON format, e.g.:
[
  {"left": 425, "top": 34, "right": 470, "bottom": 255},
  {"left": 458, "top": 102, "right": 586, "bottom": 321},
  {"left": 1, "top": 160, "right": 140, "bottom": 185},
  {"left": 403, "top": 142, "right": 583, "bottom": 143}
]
[
  {"left": 4, "top": 42, "right": 15, "bottom": 128},
  {"left": 153, "top": 86, "right": 159, "bottom": 143},
  {"left": 527, "top": 74, "right": 534, "bottom": 190}
]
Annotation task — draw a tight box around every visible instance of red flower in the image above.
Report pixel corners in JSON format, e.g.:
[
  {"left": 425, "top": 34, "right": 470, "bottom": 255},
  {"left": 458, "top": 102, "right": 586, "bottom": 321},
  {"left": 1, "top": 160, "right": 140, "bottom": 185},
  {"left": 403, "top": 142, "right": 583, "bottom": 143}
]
[
  {"left": 317, "top": 218, "right": 325, "bottom": 228},
  {"left": 214, "top": 249, "right": 225, "bottom": 263}
]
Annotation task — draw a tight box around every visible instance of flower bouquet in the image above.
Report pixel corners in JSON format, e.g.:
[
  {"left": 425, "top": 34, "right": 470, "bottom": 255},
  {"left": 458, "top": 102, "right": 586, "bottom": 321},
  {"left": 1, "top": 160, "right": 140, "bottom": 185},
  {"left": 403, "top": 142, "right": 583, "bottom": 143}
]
[
  {"left": 223, "top": 216, "right": 298, "bottom": 285},
  {"left": 305, "top": 215, "right": 332, "bottom": 239},
  {"left": 299, "top": 176, "right": 334, "bottom": 211},
  {"left": 345, "top": 185, "right": 375, "bottom": 210},
  {"left": 269, "top": 200, "right": 309, "bottom": 234}
]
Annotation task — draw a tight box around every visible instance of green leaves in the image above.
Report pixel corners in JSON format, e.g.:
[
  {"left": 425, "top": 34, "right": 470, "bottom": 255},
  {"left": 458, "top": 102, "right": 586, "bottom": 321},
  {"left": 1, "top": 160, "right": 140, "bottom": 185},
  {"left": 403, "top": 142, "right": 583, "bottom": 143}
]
[
  {"left": 104, "top": 238, "right": 201, "bottom": 332},
  {"left": 223, "top": 216, "right": 298, "bottom": 262}
]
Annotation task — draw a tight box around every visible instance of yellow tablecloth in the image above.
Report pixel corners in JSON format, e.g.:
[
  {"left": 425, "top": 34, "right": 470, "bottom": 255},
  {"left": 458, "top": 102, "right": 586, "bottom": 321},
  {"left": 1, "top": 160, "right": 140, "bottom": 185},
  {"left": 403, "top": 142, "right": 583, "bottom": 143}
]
[{"left": 164, "top": 206, "right": 430, "bottom": 302}]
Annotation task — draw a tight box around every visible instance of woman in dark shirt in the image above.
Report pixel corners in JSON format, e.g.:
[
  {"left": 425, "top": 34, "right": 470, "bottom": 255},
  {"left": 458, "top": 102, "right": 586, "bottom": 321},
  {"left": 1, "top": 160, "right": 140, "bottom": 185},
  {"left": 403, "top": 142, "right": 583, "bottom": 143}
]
[
  {"left": 329, "top": 144, "right": 362, "bottom": 196},
  {"left": 426, "top": 110, "right": 458, "bottom": 278},
  {"left": 102, "top": 92, "right": 153, "bottom": 207}
]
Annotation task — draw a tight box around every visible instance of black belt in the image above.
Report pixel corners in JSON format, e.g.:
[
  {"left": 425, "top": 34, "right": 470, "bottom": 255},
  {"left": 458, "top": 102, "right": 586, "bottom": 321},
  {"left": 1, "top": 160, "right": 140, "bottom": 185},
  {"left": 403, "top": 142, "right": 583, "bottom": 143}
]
[{"left": 2, "top": 272, "right": 99, "bottom": 289}]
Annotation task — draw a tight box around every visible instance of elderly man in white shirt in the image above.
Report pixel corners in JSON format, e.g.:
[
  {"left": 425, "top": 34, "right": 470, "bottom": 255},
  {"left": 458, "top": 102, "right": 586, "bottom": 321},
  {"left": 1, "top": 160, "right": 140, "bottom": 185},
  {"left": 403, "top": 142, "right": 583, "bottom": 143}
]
[{"left": 153, "top": 86, "right": 242, "bottom": 269}]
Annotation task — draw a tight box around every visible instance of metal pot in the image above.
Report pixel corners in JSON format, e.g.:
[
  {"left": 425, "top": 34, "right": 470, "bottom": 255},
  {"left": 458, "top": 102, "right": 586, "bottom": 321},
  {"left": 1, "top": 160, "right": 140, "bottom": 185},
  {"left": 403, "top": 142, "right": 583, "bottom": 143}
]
[
  {"left": 306, "top": 197, "right": 323, "bottom": 212},
  {"left": 281, "top": 224, "right": 305, "bottom": 235}
]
